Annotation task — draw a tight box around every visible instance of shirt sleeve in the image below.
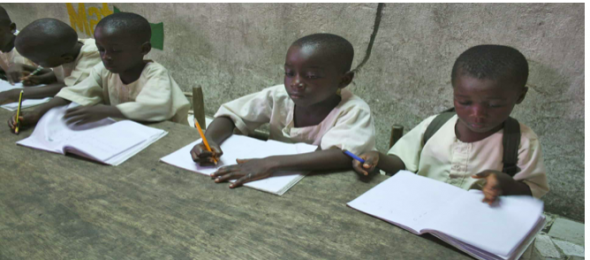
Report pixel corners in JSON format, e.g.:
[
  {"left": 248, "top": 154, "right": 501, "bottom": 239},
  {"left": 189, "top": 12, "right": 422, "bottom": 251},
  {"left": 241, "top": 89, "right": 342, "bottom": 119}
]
[
  {"left": 63, "top": 49, "right": 101, "bottom": 87},
  {"left": 115, "top": 66, "right": 178, "bottom": 122},
  {"left": 387, "top": 115, "right": 436, "bottom": 173},
  {"left": 55, "top": 63, "right": 105, "bottom": 106},
  {"left": 214, "top": 87, "right": 275, "bottom": 135},
  {"left": 319, "top": 104, "right": 376, "bottom": 155},
  {"left": 514, "top": 126, "right": 550, "bottom": 198}
]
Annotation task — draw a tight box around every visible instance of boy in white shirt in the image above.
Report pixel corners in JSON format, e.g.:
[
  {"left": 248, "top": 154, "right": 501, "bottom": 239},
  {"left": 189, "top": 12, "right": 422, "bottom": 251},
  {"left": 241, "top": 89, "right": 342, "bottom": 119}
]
[
  {"left": 8, "top": 12, "right": 189, "bottom": 132},
  {"left": 0, "top": 6, "right": 44, "bottom": 86},
  {"left": 0, "top": 18, "right": 101, "bottom": 104},
  {"left": 191, "top": 33, "right": 376, "bottom": 188},
  {"left": 352, "top": 45, "right": 549, "bottom": 205}
]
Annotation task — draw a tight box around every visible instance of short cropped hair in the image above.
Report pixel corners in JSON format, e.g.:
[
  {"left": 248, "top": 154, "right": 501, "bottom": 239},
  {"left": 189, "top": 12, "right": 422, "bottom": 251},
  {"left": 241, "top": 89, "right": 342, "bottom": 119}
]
[
  {"left": 451, "top": 45, "right": 529, "bottom": 88},
  {"left": 96, "top": 12, "right": 151, "bottom": 44},
  {"left": 292, "top": 33, "right": 354, "bottom": 73}
]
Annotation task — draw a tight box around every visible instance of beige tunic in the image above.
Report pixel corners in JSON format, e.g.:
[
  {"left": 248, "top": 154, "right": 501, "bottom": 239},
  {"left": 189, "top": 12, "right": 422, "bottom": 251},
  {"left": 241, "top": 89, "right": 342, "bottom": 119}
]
[
  {"left": 56, "top": 61, "right": 190, "bottom": 124},
  {"left": 388, "top": 114, "right": 549, "bottom": 198},
  {"left": 53, "top": 38, "right": 101, "bottom": 86},
  {"left": 215, "top": 84, "right": 376, "bottom": 155}
]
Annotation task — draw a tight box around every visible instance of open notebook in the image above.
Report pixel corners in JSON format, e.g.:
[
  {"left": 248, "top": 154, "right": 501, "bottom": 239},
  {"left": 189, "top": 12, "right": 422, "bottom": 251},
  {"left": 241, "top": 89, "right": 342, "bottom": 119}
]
[
  {"left": 0, "top": 81, "right": 51, "bottom": 111},
  {"left": 347, "top": 171, "right": 545, "bottom": 260},
  {"left": 17, "top": 105, "right": 168, "bottom": 166},
  {"left": 160, "top": 135, "right": 318, "bottom": 195}
]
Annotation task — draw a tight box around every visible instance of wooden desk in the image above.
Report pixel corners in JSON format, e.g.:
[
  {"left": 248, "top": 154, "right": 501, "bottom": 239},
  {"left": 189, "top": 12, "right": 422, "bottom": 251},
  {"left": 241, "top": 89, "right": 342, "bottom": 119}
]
[{"left": 0, "top": 109, "right": 469, "bottom": 260}]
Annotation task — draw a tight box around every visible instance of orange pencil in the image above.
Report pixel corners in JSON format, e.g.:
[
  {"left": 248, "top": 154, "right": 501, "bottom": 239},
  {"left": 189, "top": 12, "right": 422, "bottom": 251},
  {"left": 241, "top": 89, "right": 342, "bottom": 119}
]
[{"left": 194, "top": 120, "right": 218, "bottom": 164}]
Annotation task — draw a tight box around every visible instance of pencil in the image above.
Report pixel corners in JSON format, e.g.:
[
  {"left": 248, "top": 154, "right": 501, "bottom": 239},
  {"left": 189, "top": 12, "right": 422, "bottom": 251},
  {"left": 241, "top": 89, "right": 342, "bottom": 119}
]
[
  {"left": 14, "top": 90, "right": 24, "bottom": 134},
  {"left": 21, "top": 67, "right": 43, "bottom": 81},
  {"left": 343, "top": 149, "right": 366, "bottom": 163},
  {"left": 194, "top": 120, "right": 218, "bottom": 164}
]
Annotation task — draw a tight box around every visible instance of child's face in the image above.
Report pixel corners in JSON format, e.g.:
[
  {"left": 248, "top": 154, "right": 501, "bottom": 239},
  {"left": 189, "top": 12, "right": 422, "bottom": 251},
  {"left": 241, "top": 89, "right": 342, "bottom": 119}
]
[
  {"left": 283, "top": 45, "right": 351, "bottom": 108},
  {"left": 94, "top": 26, "right": 149, "bottom": 74},
  {"left": 0, "top": 22, "right": 15, "bottom": 53},
  {"left": 453, "top": 74, "right": 527, "bottom": 134}
]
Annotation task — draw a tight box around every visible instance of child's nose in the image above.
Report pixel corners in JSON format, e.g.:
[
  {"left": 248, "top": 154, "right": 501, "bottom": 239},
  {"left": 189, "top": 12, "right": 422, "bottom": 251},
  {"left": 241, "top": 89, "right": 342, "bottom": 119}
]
[
  {"left": 471, "top": 105, "right": 488, "bottom": 118},
  {"left": 291, "top": 76, "right": 304, "bottom": 89}
]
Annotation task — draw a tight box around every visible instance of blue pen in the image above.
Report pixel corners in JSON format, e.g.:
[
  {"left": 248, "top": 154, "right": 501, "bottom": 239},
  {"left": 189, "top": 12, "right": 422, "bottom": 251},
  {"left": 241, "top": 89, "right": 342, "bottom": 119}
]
[{"left": 343, "top": 149, "right": 365, "bottom": 163}]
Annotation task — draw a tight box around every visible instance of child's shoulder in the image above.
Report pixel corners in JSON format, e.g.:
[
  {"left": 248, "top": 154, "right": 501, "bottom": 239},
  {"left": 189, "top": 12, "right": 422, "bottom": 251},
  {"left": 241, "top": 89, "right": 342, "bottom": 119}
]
[
  {"left": 516, "top": 120, "right": 541, "bottom": 149},
  {"left": 339, "top": 89, "right": 371, "bottom": 113}
]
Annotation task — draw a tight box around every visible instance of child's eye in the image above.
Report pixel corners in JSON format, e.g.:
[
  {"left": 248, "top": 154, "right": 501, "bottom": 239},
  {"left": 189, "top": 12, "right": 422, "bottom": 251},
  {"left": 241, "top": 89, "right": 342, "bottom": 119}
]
[
  {"left": 488, "top": 103, "right": 504, "bottom": 108},
  {"left": 284, "top": 70, "right": 294, "bottom": 77},
  {"left": 457, "top": 101, "right": 471, "bottom": 106},
  {"left": 306, "top": 74, "right": 320, "bottom": 79}
]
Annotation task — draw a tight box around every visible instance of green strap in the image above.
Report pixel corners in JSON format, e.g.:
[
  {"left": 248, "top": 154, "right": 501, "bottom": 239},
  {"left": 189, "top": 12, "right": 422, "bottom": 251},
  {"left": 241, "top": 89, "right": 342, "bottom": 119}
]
[{"left": 423, "top": 109, "right": 521, "bottom": 177}]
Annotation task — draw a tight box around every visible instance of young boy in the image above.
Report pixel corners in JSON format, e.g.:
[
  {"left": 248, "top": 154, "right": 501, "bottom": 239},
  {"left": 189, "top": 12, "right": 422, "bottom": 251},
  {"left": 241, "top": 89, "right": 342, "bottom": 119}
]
[
  {"left": 352, "top": 45, "right": 549, "bottom": 205},
  {"left": 0, "top": 18, "right": 101, "bottom": 105},
  {"left": 191, "top": 33, "right": 376, "bottom": 188},
  {"left": 7, "top": 12, "right": 189, "bottom": 130},
  {"left": 0, "top": 6, "right": 43, "bottom": 85}
]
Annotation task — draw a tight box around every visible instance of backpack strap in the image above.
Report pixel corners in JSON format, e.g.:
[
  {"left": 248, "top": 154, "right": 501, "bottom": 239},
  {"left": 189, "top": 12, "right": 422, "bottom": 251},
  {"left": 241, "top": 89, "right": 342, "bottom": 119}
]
[
  {"left": 502, "top": 117, "right": 521, "bottom": 176},
  {"left": 423, "top": 108, "right": 455, "bottom": 146}
]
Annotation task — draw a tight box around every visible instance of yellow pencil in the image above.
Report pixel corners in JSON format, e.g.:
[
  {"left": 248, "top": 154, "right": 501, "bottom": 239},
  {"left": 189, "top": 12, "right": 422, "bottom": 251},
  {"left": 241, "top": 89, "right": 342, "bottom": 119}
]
[
  {"left": 14, "top": 90, "right": 24, "bottom": 134},
  {"left": 194, "top": 120, "right": 218, "bottom": 164}
]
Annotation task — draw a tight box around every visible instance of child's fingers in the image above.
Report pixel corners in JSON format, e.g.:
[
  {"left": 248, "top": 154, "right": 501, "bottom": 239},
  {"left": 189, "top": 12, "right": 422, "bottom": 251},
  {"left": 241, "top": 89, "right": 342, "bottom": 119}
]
[
  {"left": 352, "top": 160, "right": 369, "bottom": 176},
  {"left": 211, "top": 165, "right": 238, "bottom": 178},
  {"left": 236, "top": 158, "right": 250, "bottom": 164}
]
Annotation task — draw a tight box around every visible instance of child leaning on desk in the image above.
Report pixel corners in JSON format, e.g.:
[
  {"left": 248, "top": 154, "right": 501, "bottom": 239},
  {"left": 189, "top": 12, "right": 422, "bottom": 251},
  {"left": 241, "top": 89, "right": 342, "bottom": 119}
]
[
  {"left": 0, "top": 17, "right": 101, "bottom": 105},
  {"left": 191, "top": 33, "right": 376, "bottom": 188},
  {"left": 7, "top": 12, "right": 189, "bottom": 132},
  {"left": 0, "top": 6, "right": 49, "bottom": 87},
  {"left": 352, "top": 45, "right": 549, "bottom": 205}
]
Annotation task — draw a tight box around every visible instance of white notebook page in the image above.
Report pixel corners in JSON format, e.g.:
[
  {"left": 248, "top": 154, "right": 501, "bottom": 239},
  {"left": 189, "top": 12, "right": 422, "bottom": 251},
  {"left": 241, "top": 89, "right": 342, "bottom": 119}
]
[
  {"left": 160, "top": 135, "right": 318, "bottom": 195},
  {"left": 347, "top": 171, "right": 465, "bottom": 233},
  {"left": 424, "top": 190, "right": 543, "bottom": 258}
]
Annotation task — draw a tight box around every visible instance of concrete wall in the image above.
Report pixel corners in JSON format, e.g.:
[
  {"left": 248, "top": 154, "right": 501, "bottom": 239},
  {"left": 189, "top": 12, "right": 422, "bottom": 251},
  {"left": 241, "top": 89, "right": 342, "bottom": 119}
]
[{"left": 3, "top": 3, "right": 584, "bottom": 221}]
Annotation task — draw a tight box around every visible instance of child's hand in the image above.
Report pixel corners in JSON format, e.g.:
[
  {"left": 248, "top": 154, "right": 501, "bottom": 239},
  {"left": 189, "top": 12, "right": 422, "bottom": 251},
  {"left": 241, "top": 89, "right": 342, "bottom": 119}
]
[
  {"left": 190, "top": 141, "right": 223, "bottom": 166},
  {"left": 210, "top": 158, "right": 278, "bottom": 188},
  {"left": 472, "top": 170, "right": 518, "bottom": 206},
  {"left": 5, "top": 64, "right": 24, "bottom": 85},
  {"left": 7, "top": 111, "right": 41, "bottom": 134},
  {"left": 63, "top": 105, "right": 114, "bottom": 126},
  {"left": 22, "top": 74, "right": 43, "bottom": 86},
  {"left": 352, "top": 151, "right": 380, "bottom": 176},
  {"left": 23, "top": 72, "right": 56, "bottom": 86}
]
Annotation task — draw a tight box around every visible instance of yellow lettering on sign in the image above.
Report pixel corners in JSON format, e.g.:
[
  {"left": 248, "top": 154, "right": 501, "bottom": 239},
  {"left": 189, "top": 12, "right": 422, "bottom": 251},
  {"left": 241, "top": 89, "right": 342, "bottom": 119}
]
[{"left": 66, "top": 3, "right": 113, "bottom": 36}]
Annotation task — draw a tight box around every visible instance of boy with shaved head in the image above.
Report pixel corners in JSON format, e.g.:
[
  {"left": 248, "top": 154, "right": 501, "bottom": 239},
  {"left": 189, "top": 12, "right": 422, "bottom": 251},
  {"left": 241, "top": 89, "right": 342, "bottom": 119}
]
[
  {"left": 191, "top": 33, "right": 376, "bottom": 188},
  {"left": 0, "top": 18, "right": 101, "bottom": 105},
  {"left": 0, "top": 6, "right": 40, "bottom": 85},
  {"left": 8, "top": 12, "right": 189, "bottom": 132}
]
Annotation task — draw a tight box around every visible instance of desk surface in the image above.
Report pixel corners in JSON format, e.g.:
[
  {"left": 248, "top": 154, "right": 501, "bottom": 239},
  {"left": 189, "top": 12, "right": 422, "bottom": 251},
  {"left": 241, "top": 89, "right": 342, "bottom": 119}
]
[{"left": 0, "top": 109, "right": 469, "bottom": 260}]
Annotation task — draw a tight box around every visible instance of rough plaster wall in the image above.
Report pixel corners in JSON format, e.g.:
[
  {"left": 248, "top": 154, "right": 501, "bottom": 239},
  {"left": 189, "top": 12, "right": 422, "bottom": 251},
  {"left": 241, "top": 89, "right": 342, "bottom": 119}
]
[{"left": 2, "top": 3, "right": 584, "bottom": 221}]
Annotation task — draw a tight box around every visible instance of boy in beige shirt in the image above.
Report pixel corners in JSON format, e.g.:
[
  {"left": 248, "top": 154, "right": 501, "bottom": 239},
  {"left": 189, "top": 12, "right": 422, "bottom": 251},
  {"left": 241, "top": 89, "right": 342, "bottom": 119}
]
[
  {"left": 191, "top": 33, "right": 376, "bottom": 188},
  {"left": 0, "top": 18, "right": 101, "bottom": 104},
  {"left": 353, "top": 45, "right": 549, "bottom": 205},
  {"left": 8, "top": 12, "right": 189, "bottom": 131}
]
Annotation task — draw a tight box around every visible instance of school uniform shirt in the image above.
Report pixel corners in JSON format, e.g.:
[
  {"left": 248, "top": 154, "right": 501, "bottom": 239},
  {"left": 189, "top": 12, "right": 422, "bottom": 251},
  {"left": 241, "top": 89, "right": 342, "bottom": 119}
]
[
  {"left": 0, "top": 30, "right": 36, "bottom": 72},
  {"left": 388, "top": 114, "right": 549, "bottom": 198},
  {"left": 56, "top": 61, "right": 190, "bottom": 124},
  {"left": 214, "top": 84, "right": 376, "bottom": 155},
  {"left": 53, "top": 38, "right": 101, "bottom": 86}
]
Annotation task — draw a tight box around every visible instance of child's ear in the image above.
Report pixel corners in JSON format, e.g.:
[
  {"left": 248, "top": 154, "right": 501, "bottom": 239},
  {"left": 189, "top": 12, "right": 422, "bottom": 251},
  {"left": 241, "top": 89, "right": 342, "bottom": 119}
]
[
  {"left": 338, "top": 71, "right": 355, "bottom": 89},
  {"left": 9, "top": 23, "right": 16, "bottom": 34},
  {"left": 515, "top": 86, "right": 528, "bottom": 104},
  {"left": 141, "top": 42, "right": 152, "bottom": 55},
  {"left": 61, "top": 54, "right": 75, "bottom": 63}
]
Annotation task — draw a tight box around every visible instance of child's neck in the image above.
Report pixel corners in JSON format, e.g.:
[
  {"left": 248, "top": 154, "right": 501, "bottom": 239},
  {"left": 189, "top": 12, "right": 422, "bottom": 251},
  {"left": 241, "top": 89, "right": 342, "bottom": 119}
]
[
  {"left": 293, "top": 95, "right": 341, "bottom": 128},
  {"left": 455, "top": 121, "right": 504, "bottom": 143},
  {"left": 63, "top": 41, "right": 84, "bottom": 64},
  {"left": 2, "top": 36, "right": 15, "bottom": 53},
  {"left": 119, "top": 61, "right": 147, "bottom": 85}
]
